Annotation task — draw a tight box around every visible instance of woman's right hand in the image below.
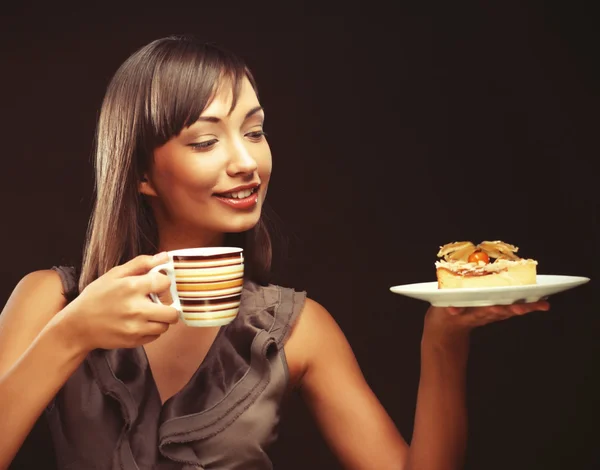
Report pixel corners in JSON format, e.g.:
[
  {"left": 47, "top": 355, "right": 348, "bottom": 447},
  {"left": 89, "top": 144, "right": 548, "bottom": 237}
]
[{"left": 58, "top": 252, "right": 179, "bottom": 352}]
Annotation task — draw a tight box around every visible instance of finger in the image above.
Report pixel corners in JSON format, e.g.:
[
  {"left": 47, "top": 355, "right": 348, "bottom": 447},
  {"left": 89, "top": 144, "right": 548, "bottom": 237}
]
[
  {"left": 533, "top": 300, "right": 551, "bottom": 311},
  {"left": 495, "top": 307, "right": 516, "bottom": 320},
  {"left": 138, "top": 334, "right": 162, "bottom": 345},
  {"left": 128, "top": 321, "right": 170, "bottom": 345},
  {"left": 468, "top": 306, "right": 503, "bottom": 318},
  {"left": 447, "top": 307, "right": 466, "bottom": 316},
  {"left": 136, "top": 270, "right": 173, "bottom": 296},
  {"left": 143, "top": 320, "right": 171, "bottom": 336},
  {"left": 509, "top": 304, "right": 529, "bottom": 315},
  {"left": 488, "top": 306, "right": 507, "bottom": 315},
  {"left": 465, "top": 305, "right": 511, "bottom": 322},
  {"left": 143, "top": 303, "right": 180, "bottom": 324},
  {"left": 511, "top": 300, "right": 551, "bottom": 315},
  {"left": 110, "top": 252, "right": 169, "bottom": 278}
]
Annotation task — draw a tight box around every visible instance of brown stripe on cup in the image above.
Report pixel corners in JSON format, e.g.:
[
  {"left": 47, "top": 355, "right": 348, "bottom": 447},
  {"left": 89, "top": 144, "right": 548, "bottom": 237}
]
[
  {"left": 174, "top": 264, "right": 244, "bottom": 277},
  {"left": 177, "top": 286, "right": 243, "bottom": 299},
  {"left": 183, "top": 303, "right": 240, "bottom": 317},
  {"left": 180, "top": 294, "right": 242, "bottom": 307},
  {"left": 182, "top": 304, "right": 240, "bottom": 312},
  {"left": 176, "top": 278, "right": 243, "bottom": 291},
  {"left": 173, "top": 253, "right": 244, "bottom": 263},
  {"left": 182, "top": 311, "right": 239, "bottom": 321}
]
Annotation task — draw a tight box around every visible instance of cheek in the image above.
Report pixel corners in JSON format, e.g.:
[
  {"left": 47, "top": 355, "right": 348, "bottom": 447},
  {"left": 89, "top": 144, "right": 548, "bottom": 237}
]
[
  {"left": 260, "top": 162, "right": 272, "bottom": 183},
  {"left": 258, "top": 149, "right": 273, "bottom": 182},
  {"left": 156, "top": 159, "right": 222, "bottom": 197}
]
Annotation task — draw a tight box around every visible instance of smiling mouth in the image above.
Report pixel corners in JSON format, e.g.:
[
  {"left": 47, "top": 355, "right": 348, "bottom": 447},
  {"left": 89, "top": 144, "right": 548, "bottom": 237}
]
[
  {"left": 214, "top": 186, "right": 259, "bottom": 199},
  {"left": 213, "top": 186, "right": 260, "bottom": 210}
]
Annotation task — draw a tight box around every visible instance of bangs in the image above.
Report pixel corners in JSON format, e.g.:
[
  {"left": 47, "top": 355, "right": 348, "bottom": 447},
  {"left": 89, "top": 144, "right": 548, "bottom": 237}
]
[{"left": 140, "top": 38, "right": 256, "bottom": 150}]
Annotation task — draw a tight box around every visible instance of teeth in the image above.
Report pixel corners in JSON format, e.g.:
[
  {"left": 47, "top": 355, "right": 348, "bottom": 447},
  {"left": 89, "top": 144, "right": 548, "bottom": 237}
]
[{"left": 221, "top": 188, "right": 255, "bottom": 199}]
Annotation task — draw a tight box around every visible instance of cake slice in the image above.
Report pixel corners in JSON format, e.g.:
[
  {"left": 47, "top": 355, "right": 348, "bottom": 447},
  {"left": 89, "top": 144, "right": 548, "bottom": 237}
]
[{"left": 435, "top": 240, "right": 537, "bottom": 289}]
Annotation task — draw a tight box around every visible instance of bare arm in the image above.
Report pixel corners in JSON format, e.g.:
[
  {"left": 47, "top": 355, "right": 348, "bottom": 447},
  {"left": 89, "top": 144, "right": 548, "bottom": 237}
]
[
  {"left": 0, "top": 271, "right": 87, "bottom": 470},
  {"left": 406, "top": 303, "right": 547, "bottom": 469},
  {"left": 0, "top": 253, "right": 179, "bottom": 469},
  {"left": 405, "top": 319, "right": 470, "bottom": 470},
  {"left": 289, "top": 298, "right": 550, "bottom": 470},
  {"left": 287, "top": 298, "right": 408, "bottom": 469}
]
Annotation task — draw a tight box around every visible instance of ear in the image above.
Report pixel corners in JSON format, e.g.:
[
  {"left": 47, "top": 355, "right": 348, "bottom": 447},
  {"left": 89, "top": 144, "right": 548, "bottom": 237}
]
[{"left": 139, "top": 174, "right": 158, "bottom": 197}]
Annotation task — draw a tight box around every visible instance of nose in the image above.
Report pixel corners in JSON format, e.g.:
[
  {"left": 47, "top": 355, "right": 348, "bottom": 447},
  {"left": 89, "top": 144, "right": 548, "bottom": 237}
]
[{"left": 226, "top": 140, "right": 258, "bottom": 176}]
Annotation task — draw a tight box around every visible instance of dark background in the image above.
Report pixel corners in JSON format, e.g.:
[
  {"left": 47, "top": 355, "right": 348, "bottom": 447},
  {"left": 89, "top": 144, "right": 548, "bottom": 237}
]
[{"left": 1, "top": 3, "right": 598, "bottom": 470}]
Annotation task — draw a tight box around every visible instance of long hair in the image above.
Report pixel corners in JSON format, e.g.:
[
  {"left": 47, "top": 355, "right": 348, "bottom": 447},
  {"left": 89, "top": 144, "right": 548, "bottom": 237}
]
[{"left": 79, "top": 36, "right": 272, "bottom": 292}]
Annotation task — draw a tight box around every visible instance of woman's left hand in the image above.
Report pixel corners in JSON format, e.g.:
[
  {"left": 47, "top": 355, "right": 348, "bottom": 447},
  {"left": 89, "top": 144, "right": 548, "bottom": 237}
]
[{"left": 424, "top": 300, "right": 551, "bottom": 338}]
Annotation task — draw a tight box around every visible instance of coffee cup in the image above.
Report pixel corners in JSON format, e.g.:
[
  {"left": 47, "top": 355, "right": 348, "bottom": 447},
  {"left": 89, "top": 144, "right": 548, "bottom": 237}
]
[{"left": 149, "top": 247, "right": 244, "bottom": 327}]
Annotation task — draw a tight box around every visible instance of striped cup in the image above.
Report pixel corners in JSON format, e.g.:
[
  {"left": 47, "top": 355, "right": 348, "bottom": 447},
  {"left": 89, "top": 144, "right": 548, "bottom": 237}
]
[{"left": 149, "top": 247, "right": 244, "bottom": 327}]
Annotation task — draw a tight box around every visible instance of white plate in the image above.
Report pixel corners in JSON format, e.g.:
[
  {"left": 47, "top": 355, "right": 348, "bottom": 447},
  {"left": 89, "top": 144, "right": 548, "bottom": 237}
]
[{"left": 389, "top": 275, "right": 590, "bottom": 307}]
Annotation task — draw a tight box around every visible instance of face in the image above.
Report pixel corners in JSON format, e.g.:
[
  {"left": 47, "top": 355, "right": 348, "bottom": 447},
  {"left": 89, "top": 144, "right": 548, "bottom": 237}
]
[{"left": 140, "top": 77, "right": 272, "bottom": 249}]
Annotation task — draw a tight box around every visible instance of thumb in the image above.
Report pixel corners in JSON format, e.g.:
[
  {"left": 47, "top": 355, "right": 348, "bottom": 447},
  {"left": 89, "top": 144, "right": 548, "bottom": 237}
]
[
  {"left": 111, "top": 252, "right": 170, "bottom": 278},
  {"left": 447, "top": 306, "right": 466, "bottom": 316}
]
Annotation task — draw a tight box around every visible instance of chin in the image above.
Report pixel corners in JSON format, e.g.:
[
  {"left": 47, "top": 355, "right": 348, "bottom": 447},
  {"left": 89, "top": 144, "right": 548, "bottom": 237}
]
[{"left": 221, "top": 214, "right": 262, "bottom": 234}]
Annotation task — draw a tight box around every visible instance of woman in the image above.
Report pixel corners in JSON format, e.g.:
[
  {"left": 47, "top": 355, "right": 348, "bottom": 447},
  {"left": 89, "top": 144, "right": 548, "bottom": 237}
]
[{"left": 0, "top": 36, "right": 549, "bottom": 470}]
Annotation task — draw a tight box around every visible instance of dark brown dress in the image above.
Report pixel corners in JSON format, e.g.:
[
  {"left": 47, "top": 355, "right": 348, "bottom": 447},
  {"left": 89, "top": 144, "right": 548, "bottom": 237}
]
[{"left": 47, "top": 266, "right": 306, "bottom": 470}]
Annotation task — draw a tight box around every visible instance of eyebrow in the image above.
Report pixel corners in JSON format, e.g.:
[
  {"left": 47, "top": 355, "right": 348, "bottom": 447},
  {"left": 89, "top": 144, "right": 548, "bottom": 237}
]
[{"left": 197, "top": 106, "right": 264, "bottom": 123}]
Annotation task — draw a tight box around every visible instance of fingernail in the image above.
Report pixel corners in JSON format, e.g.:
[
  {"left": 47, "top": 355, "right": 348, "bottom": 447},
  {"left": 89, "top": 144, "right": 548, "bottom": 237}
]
[{"left": 153, "top": 251, "right": 168, "bottom": 260}]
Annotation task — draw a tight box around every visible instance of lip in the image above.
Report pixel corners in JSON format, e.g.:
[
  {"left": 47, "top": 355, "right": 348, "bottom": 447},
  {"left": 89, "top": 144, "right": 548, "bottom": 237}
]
[
  {"left": 214, "top": 190, "right": 259, "bottom": 210},
  {"left": 214, "top": 182, "right": 260, "bottom": 195}
]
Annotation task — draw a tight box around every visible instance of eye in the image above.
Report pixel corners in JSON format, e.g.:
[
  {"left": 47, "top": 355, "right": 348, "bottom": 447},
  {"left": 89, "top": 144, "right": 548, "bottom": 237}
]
[
  {"left": 188, "top": 139, "right": 218, "bottom": 151},
  {"left": 246, "top": 130, "right": 267, "bottom": 142}
]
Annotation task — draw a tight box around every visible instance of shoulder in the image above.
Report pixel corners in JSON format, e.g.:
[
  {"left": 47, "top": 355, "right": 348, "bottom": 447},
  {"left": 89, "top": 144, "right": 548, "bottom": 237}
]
[
  {"left": 1, "top": 269, "right": 67, "bottom": 334},
  {"left": 290, "top": 296, "right": 343, "bottom": 346},
  {"left": 284, "top": 295, "right": 348, "bottom": 384},
  {"left": 14, "top": 269, "right": 65, "bottom": 292},
  {"left": 6, "top": 269, "right": 67, "bottom": 309},
  {"left": 0, "top": 270, "right": 69, "bottom": 377}
]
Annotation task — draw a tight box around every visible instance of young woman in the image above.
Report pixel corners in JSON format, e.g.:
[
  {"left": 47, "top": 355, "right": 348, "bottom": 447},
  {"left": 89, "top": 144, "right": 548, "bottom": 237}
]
[{"left": 0, "top": 36, "right": 549, "bottom": 470}]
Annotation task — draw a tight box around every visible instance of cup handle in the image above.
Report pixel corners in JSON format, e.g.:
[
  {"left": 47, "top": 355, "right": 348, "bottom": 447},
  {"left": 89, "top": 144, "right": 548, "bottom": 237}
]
[{"left": 148, "top": 261, "right": 182, "bottom": 315}]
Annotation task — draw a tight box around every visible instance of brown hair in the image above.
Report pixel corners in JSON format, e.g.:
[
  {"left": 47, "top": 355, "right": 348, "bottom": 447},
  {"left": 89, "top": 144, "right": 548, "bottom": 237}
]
[{"left": 79, "top": 35, "right": 272, "bottom": 292}]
